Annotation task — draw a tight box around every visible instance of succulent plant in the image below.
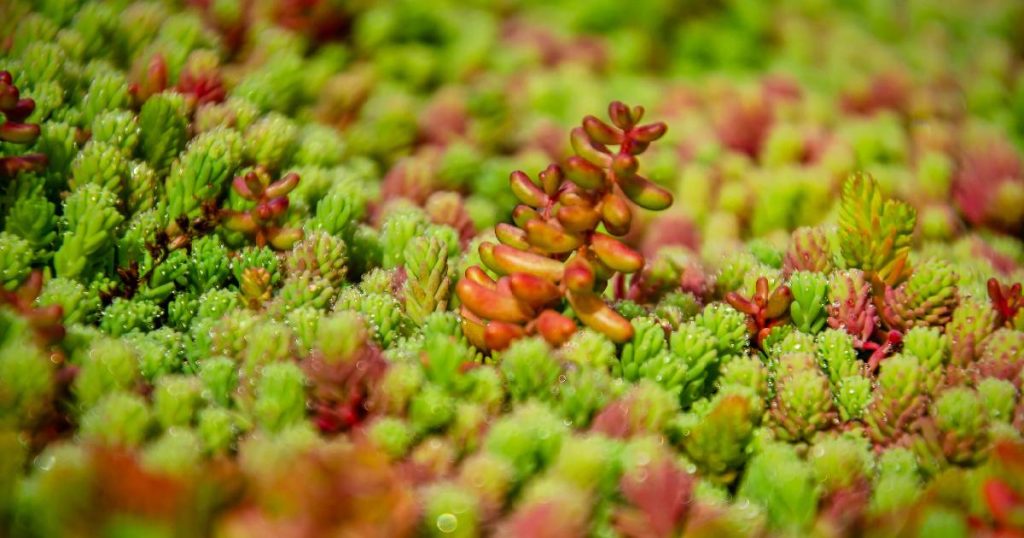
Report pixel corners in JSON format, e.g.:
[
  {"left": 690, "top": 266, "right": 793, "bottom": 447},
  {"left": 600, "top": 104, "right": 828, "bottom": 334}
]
[
  {"left": 864, "top": 354, "right": 928, "bottom": 447},
  {"left": 725, "top": 276, "right": 793, "bottom": 349},
  {"left": 879, "top": 259, "right": 959, "bottom": 332},
  {"left": 976, "top": 328, "right": 1024, "bottom": 384},
  {"left": 222, "top": 167, "right": 304, "bottom": 250},
  {"left": 0, "top": 71, "right": 47, "bottom": 179},
  {"left": 1, "top": 2, "right": 1024, "bottom": 536},
  {"left": 947, "top": 297, "right": 1000, "bottom": 367},
  {"left": 826, "top": 269, "right": 877, "bottom": 350},
  {"left": 783, "top": 226, "right": 835, "bottom": 276},
  {"left": 403, "top": 236, "right": 451, "bottom": 325},
  {"left": 838, "top": 173, "right": 916, "bottom": 289},
  {"left": 675, "top": 388, "right": 761, "bottom": 484},
  {"left": 908, "top": 387, "right": 990, "bottom": 473},
  {"left": 739, "top": 442, "right": 820, "bottom": 531},
  {"left": 988, "top": 278, "right": 1024, "bottom": 329},
  {"left": 458, "top": 102, "right": 671, "bottom": 350},
  {"left": 769, "top": 353, "right": 837, "bottom": 442}
]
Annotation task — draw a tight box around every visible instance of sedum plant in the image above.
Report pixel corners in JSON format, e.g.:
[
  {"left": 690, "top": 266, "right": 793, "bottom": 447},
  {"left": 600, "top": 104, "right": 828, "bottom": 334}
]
[
  {"left": 458, "top": 101, "right": 672, "bottom": 350},
  {"left": 0, "top": 71, "right": 47, "bottom": 179},
  {"left": 0, "top": 2, "right": 1023, "bottom": 537}
]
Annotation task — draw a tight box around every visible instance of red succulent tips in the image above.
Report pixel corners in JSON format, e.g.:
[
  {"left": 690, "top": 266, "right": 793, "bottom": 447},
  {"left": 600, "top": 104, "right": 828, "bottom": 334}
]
[
  {"left": 988, "top": 278, "right": 1023, "bottom": 328},
  {"left": 223, "top": 167, "right": 304, "bottom": 250},
  {"left": 0, "top": 71, "right": 47, "bottom": 179},
  {"left": 724, "top": 276, "right": 792, "bottom": 349}
]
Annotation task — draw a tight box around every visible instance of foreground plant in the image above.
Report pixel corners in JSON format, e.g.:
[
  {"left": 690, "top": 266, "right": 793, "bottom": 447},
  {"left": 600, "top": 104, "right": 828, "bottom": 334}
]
[{"left": 457, "top": 101, "right": 672, "bottom": 350}]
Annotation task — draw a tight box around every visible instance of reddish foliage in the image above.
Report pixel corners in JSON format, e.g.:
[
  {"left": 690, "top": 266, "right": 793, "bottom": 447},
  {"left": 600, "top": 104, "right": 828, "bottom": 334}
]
[
  {"left": 954, "top": 135, "right": 1023, "bottom": 231},
  {"left": 128, "top": 53, "right": 169, "bottom": 104},
  {"left": 0, "top": 70, "right": 47, "bottom": 179},
  {"left": 224, "top": 440, "right": 418, "bottom": 538},
  {"left": 613, "top": 459, "right": 694, "bottom": 538},
  {"left": 713, "top": 91, "right": 773, "bottom": 159},
  {"left": 380, "top": 149, "right": 441, "bottom": 205},
  {"left": 864, "top": 329, "right": 903, "bottom": 372},
  {"left": 222, "top": 167, "right": 303, "bottom": 250},
  {"left": 186, "top": 0, "right": 251, "bottom": 54},
  {"left": 724, "top": 276, "right": 792, "bottom": 349},
  {"left": 501, "top": 19, "right": 606, "bottom": 69},
  {"left": 273, "top": 0, "right": 351, "bottom": 42},
  {"left": 425, "top": 191, "right": 476, "bottom": 248},
  {"left": 817, "top": 481, "right": 871, "bottom": 535},
  {"left": 177, "top": 60, "right": 226, "bottom": 107},
  {"left": 590, "top": 399, "right": 632, "bottom": 439},
  {"left": 305, "top": 344, "right": 388, "bottom": 434},
  {"left": 989, "top": 278, "right": 1023, "bottom": 328},
  {"left": 641, "top": 215, "right": 701, "bottom": 258},
  {"left": 980, "top": 442, "right": 1024, "bottom": 535},
  {"left": 0, "top": 271, "right": 65, "bottom": 348},
  {"left": 458, "top": 101, "right": 670, "bottom": 350},
  {"left": 418, "top": 90, "right": 469, "bottom": 147},
  {"left": 973, "top": 239, "right": 1020, "bottom": 276},
  {"left": 497, "top": 502, "right": 588, "bottom": 538},
  {"left": 840, "top": 71, "right": 911, "bottom": 116}
]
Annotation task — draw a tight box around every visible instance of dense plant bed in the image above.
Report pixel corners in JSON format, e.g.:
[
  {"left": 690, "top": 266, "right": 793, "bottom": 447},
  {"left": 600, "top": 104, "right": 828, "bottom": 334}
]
[{"left": 2, "top": 1, "right": 1024, "bottom": 536}]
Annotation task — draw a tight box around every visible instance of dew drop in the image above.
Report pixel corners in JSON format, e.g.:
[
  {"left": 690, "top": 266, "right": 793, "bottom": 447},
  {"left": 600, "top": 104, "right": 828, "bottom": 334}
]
[{"left": 436, "top": 514, "right": 458, "bottom": 533}]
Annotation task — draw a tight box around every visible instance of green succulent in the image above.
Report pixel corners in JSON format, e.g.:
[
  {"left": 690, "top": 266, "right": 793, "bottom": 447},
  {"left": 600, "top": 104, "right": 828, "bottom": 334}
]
[
  {"left": 198, "top": 356, "right": 239, "bottom": 408},
  {"left": 499, "top": 337, "right": 561, "bottom": 403},
  {"left": 0, "top": 232, "right": 32, "bottom": 290},
  {"left": 379, "top": 206, "right": 428, "bottom": 269},
  {"left": 165, "top": 126, "right": 244, "bottom": 221},
  {"left": 243, "top": 112, "right": 299, "bottom": 171},
  {"left": 69, "top": 140, "right": 130, "bottom": 197},
  {"left": 770, "top": 353, "right": 836, "bottom": 442},
  {"left": 90, "top": 109, "right": 139, "bottom": 154},
  {"left": 142, "top": 430, "right": 203, "bottom": 476},
  {"left": 409, "top": 383, "right": 456, "bottom": 433},
  {"left": 0, "top": 335, "right": 54, "bottom": 428},
  {"left": 693, "top": 303, "right": 749, "bottom": 359},
  {"left": 138, "top": 91, "right": 188, "bottom": 173},
  {"left": 253, "top": 362, "right": 307, "bottom": 433},
  {"left": 809, "top": 433, "right": 873, "bottom": 492},
  {"left": 335, "top": 288, "right": 409, "bottom": 347},
  {"left": 558, "top": 366, "right": 622, "bottom": 428},
  {"left": 4, "top": 190, "right": 57, "bottom": 262},
  {"left": 976, "top": 377, "right": 1016, "bottom": 423},
  {"left": 618, "top": 316, "right": 667, "bottom": 381},
  {"left": 638, "top": 321, "right": 717, "bottom": 407},
  {"left": 196, "top": 407, "right": 237, "bottom": 455},
  {"left": 838, "top": 173, "right": 916, "bottom": 288},
  {"left": 815, "top": 329, "right": 862, "bottom": 383},
  {"left": 483, "top": 402, "right": 567, "bottom": 483},
  {"left": 79, "top": 391, "right": 151, "bottom": 447},
  {"left": 54, "top": 184, "right": 124, "bottom": 281},
  {"left": 403, "top": 236, "right": 450, "bottom": 325},
  {"left": 152, "top": 375, "right": 201, "bottom": 429},
  {"left": 560, "top": 329, "right": 617, "bottom": 372},
  {"left": 946, "top": 298, "right": 999, "bottom": 367},
  {"left": 99, "top": 298, "right": 161, "bottom": 336},
  {"left": 287, "top": 230, "right": 348, "bottom": 288},
  {"left": 675, "top": 387, "right": 761, "bottom": 484},
  {"left": 72, "top": 337, "right": 139, "bottom": 409},
  {"left": 788, "top": 271, "right": 828, "bottom": 334},
  {"left": 737, "top": 442, "right": 819, "bottom": 531}
]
